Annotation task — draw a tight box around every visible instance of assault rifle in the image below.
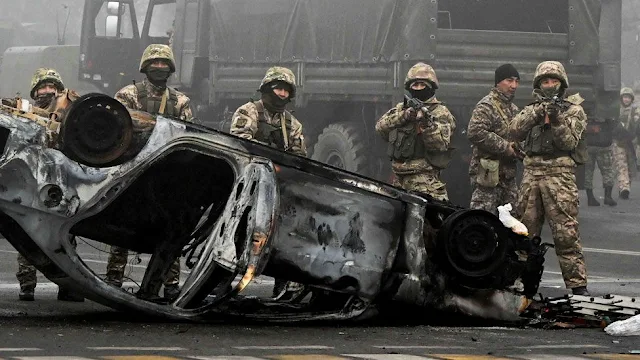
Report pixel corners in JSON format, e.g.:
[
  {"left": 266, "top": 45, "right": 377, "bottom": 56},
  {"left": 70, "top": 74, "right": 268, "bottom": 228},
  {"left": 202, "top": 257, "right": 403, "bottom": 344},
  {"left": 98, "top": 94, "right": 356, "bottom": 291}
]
[
  {"left": 539, "top": 95, "right": 568, "bottom": 125},
  {"left": 404, "top": 93, "right": 436, "bottom": 128}
]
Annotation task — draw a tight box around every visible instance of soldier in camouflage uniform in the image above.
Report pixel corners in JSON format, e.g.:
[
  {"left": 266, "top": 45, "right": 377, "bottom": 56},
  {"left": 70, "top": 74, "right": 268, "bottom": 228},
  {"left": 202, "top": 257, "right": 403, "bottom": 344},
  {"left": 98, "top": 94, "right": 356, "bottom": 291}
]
[
  {"left": 584, "top": 115, "right": 617, "bottom": 206},
  {"left": 375, "top": 63, "right": 456, "bottom": 201},
  {"left": 231, "top": 67, "right": 307, "bottom": 297},
  {"left": 230, "top": 66, "right": 307, "bottom": 156},
  {"left": 108, "top": 44, "right": 193, "bottom": 301},
  {"left": 613, "top": 87, "right": 640, "bottom": 199},
  {"left": 467, "top": 64, "right": 522, "bottom": 214},
  {"left": 17, "top": 68, "right": 84, "bottom": 302},
  {"left": 510, "top": 61, "right": 589, "bottom": 296}
]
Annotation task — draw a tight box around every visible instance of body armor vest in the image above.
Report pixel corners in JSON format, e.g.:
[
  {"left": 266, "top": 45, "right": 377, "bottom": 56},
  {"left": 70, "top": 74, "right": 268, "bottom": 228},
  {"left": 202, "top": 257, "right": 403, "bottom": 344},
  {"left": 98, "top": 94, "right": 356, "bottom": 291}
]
[
  {"left": 254, "top": 101, "right": 293, "bottom": 151},
  {"left": 585, "top": 118, "right": 613, "bottom": 147},
  {"left": 135, "top": 82, "right": 180, "bottom": 118}
]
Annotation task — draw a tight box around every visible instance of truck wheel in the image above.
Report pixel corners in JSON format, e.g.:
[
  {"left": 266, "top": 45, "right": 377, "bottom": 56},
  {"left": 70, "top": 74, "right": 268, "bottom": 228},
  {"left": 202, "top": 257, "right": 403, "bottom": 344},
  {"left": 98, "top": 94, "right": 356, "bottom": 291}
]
[{"left": 311, "top": 123, "right": 369, "bottom": 175}]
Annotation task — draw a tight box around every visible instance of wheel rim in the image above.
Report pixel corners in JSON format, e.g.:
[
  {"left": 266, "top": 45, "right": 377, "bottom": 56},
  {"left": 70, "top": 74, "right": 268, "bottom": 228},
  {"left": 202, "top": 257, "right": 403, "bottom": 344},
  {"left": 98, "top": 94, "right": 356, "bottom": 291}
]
[{"left": 326, "top": 151, "right": 345, "bottom": 169}]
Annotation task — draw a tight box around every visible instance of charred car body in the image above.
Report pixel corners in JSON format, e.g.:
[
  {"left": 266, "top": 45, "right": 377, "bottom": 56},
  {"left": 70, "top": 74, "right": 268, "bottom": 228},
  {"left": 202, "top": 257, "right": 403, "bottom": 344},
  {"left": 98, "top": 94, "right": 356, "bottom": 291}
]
[{"left": 0, "top": 94, "right": 547, "bottom": 321}]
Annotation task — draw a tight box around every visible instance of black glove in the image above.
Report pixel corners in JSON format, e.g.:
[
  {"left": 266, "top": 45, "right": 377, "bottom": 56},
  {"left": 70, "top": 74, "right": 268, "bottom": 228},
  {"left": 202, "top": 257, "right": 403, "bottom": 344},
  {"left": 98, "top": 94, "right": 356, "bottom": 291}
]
[
  {"left": 545, "top": 102, "right": 561, "bottom": 123},
  {"left": 403, "top": 107, "right": 417, "bottom": 122}
]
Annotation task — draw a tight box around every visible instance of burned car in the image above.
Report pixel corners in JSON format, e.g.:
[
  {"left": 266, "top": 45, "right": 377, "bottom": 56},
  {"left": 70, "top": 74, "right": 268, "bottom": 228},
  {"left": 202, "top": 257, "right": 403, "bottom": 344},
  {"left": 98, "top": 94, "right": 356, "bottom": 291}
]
[{"left": 0, "top": 94, "right": 547, "bottom": 322}]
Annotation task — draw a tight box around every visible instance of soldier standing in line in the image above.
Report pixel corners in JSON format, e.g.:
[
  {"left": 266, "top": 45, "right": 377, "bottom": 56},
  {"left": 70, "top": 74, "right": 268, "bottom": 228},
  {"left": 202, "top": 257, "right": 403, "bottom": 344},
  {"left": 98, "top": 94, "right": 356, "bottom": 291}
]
[
  {"left": 467, "top": 64, "right": 523, "bottom": 214},
  {"left": 583, "top": 115, "right": 617, "bottom": 206},
  {"left": 375, "top": 62, "right": 456, "bottom": 201},
  {"left": 510, "top": 61, "right": 590, "bottom": 296},
  {"left": 230, "top": 66, "right": 307, "bottom": 298},
  {"left": 613, "top": 87, "right": 640, "bottom": 199},
  {"left": 16, "top": 68, "right": 84, "bottom": 302},
  {"left": 107, "top": 44, "right": 194, "bottom": 301}
]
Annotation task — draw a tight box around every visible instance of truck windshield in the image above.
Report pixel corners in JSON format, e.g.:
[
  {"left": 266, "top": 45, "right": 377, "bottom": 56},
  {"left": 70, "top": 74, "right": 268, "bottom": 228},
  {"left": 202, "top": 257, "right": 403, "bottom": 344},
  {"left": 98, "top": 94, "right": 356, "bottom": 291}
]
[
  {"left": 89, "top": 1, "right": 138, "bottom": 38},
  {"left": 148, "top": 2, "right": 176, "bottom": 38}
]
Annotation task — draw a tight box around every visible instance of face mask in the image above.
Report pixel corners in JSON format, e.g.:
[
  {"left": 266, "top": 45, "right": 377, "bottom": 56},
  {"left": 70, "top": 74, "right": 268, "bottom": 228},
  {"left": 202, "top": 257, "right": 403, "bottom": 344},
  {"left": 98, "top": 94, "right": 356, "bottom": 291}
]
[
  {"left": 146, "top": 68, "right": 171, "bottom": 87},
  {"left": 35, "top": 92, "right": 56, "bottom": 108},
  {"left": 409, "top": 88, "right": 435, "bottom": 102},
  {"left": 261, "top": 91, "right": 290, "bottom": 113},
  {"left": 540, "top": 83, "right": 561, "bottom": 98}
]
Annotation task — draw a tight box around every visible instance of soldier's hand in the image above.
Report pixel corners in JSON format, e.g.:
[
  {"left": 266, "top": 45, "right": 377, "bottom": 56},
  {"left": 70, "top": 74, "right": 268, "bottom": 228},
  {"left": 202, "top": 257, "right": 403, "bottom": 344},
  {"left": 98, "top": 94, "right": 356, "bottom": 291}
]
[
  {"left": 545, "top": 103, "right": 561, "bottom": 123},
  {"left": 505, "top": 143, "right": 516, "bottom": 158},
  {"left": 403, "top": 107, "right": 417, "bottom": 122}
]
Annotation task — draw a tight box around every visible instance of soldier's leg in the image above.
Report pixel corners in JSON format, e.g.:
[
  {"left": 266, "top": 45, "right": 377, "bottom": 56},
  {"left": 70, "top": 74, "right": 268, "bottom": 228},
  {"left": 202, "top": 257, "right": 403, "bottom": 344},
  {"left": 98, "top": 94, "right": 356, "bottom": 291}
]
[
  {"left": 469, "top": 181, "right": 500, "bottom": 214},
  {"left": 16, "top": 253, "right": 37, "bottom": 301},
  {"left": 613, "top": 143, "right": 630, "bottom": 198},
  {"left": 540, "top": 172, "right": 587, "bottom": 290},
  {"left": 584, "top": 147, "right": 600, "bottom": 206},
  {"left": 163, "top": 259, "right": 181, "bottom": 300},
  {"left": 502, "top": 177, "right": 519, "bottom": 212},
  {"left": 598, "top": 147, "right": 617, "bottom": 206},
  {"left": 400, "top": 171, "right": 449, "bottom": 201},
  {"left": 106, "top": 246, "right": 129, "bottom": 287},
  {"left": 516, "top": 171, "right": 545, "bottom": 238}
]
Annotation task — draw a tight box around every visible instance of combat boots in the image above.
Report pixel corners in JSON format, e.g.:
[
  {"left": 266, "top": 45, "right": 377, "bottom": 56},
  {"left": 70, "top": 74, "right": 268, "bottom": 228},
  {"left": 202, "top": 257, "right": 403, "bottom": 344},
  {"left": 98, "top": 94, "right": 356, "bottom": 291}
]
[
  {"left": 604, "top": 186, "right": 617, "bottom": 206},
  {"left": 620, "top": 189, "right": 630, "bottom": 199},
  {"left": 572, "top": 286, "right": 590, "bottom": 296},
  {"left": 19, "top": 287, "right": 34, "bottom": 301},
  {"left": 586, "top": 189, "right": 600, "bottom": 206}
]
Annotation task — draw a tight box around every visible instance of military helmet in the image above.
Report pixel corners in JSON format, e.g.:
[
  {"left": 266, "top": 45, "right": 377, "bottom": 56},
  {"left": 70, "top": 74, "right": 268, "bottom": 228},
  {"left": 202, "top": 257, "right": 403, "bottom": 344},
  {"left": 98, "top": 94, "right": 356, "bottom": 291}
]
[
  {"left": 30, "top": 68, "right": 65, "bottom": 99},
  {"left": 259, "top": 66, "right": 297, "bottom": 98},
  {"left": 533, "top": 61, "right": 569, "bottom": 89},
  {"left": 620, "top": 87, "right": 635, "bottom": 101},
  {"left": 139, "top": 44, "right": 176, "bottom": 73},
  {"left": 404, "top": 62, "right": 439, "bottom": 90}
]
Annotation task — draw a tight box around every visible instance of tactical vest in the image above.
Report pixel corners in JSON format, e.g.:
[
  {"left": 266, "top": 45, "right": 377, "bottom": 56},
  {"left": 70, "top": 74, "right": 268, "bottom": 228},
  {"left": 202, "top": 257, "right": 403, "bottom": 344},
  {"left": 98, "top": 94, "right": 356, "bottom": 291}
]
[
  {"left": 386, "top": 107, "right": 453, "bottom": 169},
  {"left": 253, "top": 101, "right": 293, "bottom": 151},
  {"left": 523, "top": 100, "right": 587, "bottom": 165},
  {"left": 135, "top": 82, "right": 180, "bottom": 118},
  {"left": 585, "top": 119, "right": 613, "bottom": 147}
]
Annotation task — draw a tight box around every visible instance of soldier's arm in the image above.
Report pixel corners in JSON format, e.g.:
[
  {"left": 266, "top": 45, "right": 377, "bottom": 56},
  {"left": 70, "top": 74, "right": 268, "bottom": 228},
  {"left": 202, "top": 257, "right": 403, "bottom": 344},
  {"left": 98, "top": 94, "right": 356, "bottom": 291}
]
[
  {"left": 421, "top": 107, "right": 455, "bottom": 151},
  {"left": 551, "top": 105, "right": 586, "bottom": 151},
  {"left": 289, "top": 118, "right": 307, "bottom": 157},
  {"left": 114, "top": 87, "right": 138, "bottom": 109},
  {"left": 467, "top": 103, "right": 510, "bottom": 155},
  {"left": 375, "top": 104, "right": 405, "bottom": 139},
  {"left": 510, "top": 104, "right": 543, "bottom": 141},
  {"left": 230, "top": 104, "right": 259, "bottom": 140},
  {"left": 179, "top": 98, "right": 194, "bottom": 122}
]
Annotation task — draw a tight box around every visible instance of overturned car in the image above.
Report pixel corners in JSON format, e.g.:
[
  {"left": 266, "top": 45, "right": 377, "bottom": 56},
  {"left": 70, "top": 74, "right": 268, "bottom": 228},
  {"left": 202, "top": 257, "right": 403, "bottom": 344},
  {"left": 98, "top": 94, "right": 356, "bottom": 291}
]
[{"left": 0, "top": 94, "right": 547, "bottom": 322}]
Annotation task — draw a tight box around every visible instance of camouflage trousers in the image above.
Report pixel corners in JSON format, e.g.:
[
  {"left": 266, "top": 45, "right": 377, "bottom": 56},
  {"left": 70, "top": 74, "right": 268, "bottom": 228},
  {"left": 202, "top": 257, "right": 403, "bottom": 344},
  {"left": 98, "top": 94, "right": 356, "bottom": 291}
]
[
  {"left": 17, "top": 237, "right": 78, "bottom": 291},
  {"left": 393, "top": 170, "right": 448, "bottom": 201},
  {"left": 613, "top": 142, "right": 632, "bottom": 192},
  {"left": 469, "top": 177, "right": 517, "bottom": 215},
  {"left": 584, "top": 146, "right": 614, "bottom": 189},
  {"left": 516, "top": 169, "right": 587, "bottom": 289},
  {"left": 106, "top": 246, "right": 180, "bottom": 287}
]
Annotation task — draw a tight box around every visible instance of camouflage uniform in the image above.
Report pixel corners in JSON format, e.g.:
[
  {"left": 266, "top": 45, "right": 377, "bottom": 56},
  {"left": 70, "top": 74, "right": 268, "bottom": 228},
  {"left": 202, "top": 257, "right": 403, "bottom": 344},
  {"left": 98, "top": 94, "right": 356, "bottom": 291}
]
[
  {"left": 510, "top": 61, "right": 588, "bottom": 291},
  {"left": 467, "top": 88, "right": 520, "bottom": 214},
  {"left": 375, "top": 63, "right": 456, "bottom": 201},
  {"left": 585, "top": 147, "right": 615, "bottom": 189},
  {"left": 583, "top": 115, "right": 616, "bottom": 206},
  {"left": 614, "top": 87, "right": 640, "bottom": 198},
  {"left": 230, "top": 67, "right": 307, "bottom": 157},
  {"left": 108, "top": 45, "right": 191, "bottom": 294},
  {"left": 17, "top": 69, "right": 83, "bottom": 301}
]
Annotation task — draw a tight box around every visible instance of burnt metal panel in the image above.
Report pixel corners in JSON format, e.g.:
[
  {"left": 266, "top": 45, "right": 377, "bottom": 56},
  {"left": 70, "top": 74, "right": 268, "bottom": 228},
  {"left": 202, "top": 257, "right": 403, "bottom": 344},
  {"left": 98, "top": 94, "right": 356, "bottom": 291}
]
[{"left": 265, "top": 165, "right": 404, "bottom": 300}]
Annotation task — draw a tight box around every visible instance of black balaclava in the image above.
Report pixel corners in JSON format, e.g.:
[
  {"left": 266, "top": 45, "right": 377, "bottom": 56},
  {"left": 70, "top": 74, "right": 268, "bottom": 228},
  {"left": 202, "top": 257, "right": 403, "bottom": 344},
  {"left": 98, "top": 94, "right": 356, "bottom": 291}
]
[
  {"left": 146, "top": 67, "right": 171, "bottom": 88},
  {"left": 408, "top": 81, "right": 435, "bottom": 102},
  {"left": 261, "top": 81, "right": 291, "bottom": 113},
  {"left": 34, "top": 92, "right": 56, "bottom": 109}
]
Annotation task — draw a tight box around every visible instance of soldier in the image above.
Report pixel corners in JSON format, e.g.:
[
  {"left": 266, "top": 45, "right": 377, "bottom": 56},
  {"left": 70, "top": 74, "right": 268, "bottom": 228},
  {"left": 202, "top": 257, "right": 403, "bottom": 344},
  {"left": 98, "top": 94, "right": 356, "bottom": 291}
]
[
  {"left": 584, "top": 115, "right": 617, "bottom": 206},
  {"left": 230, "top": 66, "right": 306, "bottom": 297},
  {"left": 613, "top": 87, "right": 640, "bottom": 199},
  {"left": 230, "top": 66, "right": 307, "bottom": 157},
  {"left": 467, "top": 64, "right": 523, "bottom": 214},
  {"left": 375, "top": 62, "right": 456, "bottom": 201},
  {"left": 510, "top": 61, "right": 589, "bottom": 296},
  {"left": 108, "top": 44, "right": 194, "bottom": 300},
  {"left": 17, "top": 68, "right": 84, "bottom": 302}
]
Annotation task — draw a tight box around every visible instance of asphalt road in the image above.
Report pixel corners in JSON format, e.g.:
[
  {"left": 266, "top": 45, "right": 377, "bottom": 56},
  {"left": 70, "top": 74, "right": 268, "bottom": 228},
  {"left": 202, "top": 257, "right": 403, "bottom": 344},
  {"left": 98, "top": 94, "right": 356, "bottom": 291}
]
[{"left": 0, "top": 173, "right": 639, "bottom": 359}]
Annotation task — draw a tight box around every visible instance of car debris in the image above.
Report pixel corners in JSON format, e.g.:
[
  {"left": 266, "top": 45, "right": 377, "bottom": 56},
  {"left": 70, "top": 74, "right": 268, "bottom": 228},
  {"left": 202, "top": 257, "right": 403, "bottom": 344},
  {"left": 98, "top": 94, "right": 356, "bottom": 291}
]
[{"left": 0, "top": 93, "right": 549, "bottom": 322}]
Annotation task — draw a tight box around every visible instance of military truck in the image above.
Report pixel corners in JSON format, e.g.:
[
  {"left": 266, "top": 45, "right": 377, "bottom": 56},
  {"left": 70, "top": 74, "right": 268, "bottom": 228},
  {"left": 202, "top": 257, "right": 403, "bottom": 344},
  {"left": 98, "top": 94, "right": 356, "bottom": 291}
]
[{"left": 79, "top": 0, "right": 622, "bottom": 205}]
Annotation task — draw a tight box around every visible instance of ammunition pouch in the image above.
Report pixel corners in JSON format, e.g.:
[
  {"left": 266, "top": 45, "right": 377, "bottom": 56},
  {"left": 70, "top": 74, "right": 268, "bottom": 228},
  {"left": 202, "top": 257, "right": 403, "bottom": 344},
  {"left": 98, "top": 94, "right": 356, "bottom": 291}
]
[
  {"left": 570, "top": 136, "right": 587, "bottom": 165},
  {"left": 135, "top": 82, "right": 180, "bottom": 118},
  {"left": 387, "top": 125, "right": 453, "bottom": 168},
  {"left": 254, "top": 101, "right": 292, "bottom": 150},
  {"left": 524, "top": 124, "right": 554, "bottom": 156},
  {"left": 476, "top": 158, "right": 500, "bottom": 187}
]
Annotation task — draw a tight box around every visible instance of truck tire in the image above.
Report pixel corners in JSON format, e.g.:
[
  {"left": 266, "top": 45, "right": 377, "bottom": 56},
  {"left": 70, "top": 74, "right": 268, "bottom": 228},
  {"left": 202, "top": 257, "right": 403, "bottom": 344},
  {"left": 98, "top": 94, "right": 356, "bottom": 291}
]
[{"left": 311, "top": 123, "right": 370, "bottom": 176}]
